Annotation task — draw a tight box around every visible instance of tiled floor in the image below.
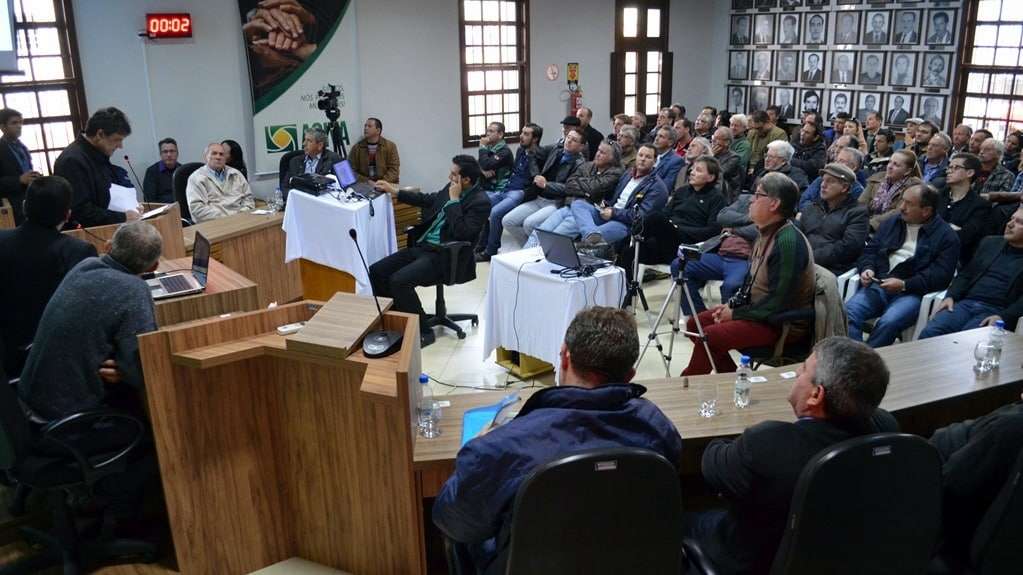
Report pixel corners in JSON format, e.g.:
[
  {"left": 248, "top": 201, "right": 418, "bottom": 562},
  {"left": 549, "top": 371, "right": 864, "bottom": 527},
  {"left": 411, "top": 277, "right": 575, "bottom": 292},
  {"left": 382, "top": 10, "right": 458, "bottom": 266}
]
[{"left": 416, "top": 251, "right": 719, "bottom": 397}]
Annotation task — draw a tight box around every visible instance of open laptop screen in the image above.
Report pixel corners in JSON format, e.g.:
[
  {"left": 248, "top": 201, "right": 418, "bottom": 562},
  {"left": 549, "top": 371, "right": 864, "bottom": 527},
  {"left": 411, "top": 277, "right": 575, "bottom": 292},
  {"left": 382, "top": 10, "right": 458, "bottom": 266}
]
[
  {"left": 535, "top": 229, "right": 582, "bottom": 269},
  {"left": 191, "top": 231, "right": 210, "bottom": 286},
  {"left": 333, "top": 160, "right": 357, "bottom": 189}
]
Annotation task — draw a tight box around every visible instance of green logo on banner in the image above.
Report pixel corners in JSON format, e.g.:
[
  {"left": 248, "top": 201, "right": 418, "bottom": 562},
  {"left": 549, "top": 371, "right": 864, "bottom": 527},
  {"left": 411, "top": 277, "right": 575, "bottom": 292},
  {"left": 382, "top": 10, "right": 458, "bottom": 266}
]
[{"left": 265, "top": 124, "right": 298, "bottom": 153}]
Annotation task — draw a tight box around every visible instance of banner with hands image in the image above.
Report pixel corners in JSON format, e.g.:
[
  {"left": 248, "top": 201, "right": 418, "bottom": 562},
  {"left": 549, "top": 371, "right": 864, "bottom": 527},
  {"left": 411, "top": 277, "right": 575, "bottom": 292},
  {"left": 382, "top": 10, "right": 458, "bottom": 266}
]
[{"left": 239, "top": 0, "right": 359, "bottom": 174}]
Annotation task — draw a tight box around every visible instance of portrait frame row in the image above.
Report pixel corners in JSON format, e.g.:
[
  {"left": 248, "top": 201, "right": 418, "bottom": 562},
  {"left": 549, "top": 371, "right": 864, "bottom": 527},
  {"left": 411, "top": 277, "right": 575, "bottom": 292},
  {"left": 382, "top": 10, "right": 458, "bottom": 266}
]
[
  {"left": 725, "top": 85, "right": 948, "bottom": 128},
  {"left": 728, "top": 49, "right": 953, "bottom": 89},
  {"left": 729, "top": 8, "right": 958, "bottom": 47}
]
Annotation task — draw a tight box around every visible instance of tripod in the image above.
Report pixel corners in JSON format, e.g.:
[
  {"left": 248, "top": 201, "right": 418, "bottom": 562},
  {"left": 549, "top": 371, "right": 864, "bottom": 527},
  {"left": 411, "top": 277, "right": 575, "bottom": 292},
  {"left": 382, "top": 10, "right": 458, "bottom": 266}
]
[
  {"left": 620, "top": 211, "right": 677, "bottom": 373},
  {"left": 635, "top": 253, "right": 718, "bottom": 377},
  {"left": 323, "top": 107, "right": 349, "bottom": 160}
]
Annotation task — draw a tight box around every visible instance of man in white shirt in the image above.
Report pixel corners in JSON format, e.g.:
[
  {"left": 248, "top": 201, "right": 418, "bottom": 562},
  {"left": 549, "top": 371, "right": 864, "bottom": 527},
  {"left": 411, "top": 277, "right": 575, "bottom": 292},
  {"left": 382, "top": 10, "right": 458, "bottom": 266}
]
[{"left": 185, "top": 142, "right": 255, "bottom": 223}]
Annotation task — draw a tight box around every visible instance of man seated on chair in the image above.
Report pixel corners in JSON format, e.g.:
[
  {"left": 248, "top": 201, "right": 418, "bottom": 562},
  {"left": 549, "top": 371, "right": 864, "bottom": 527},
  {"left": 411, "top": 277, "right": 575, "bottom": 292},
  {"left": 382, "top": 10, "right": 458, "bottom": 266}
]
[
  {"left": 142, "top": 137, "right": 180, "bottom": 204},
  {"left": 920, "top": 206, "right": 1023, "bottom": 339},
  {"left": 370, "top": 155, "right": 491, "bottom": 347},
  {"left": 680, "top": 172, "right": 815, "bottom": 376},
  {"left": 185, "top": 142, "right": 255, "bottom": 223},
  {"left": 687, "top": 337, "right": 898, "bottom": 575},
  {"left": 433, "top": 307, "right": 683, "bottom": 575},
  {"left": 571, "top": 143, "right": 668, "bottom": 248},
  {"left": 846, "top": 183, "right": 959, "bottom": 347},
  {"left": 475, "top": 123, "right": 544, "bottom": 262},
  {"left": 18, "top": 221, "right": 162, "bottom": 421},
  {"left": 285, "top": 127, "right": 341, "bottom": 180},
  {"left": 796, "top": 163, "right": 869, "bottom": 276}
]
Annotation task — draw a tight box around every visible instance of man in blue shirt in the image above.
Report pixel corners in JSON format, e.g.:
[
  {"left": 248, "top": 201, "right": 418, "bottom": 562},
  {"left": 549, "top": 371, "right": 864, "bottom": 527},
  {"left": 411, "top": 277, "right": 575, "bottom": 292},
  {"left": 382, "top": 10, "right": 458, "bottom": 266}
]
[
  {"left": 0, "top": 108, "right": 42, "bottom": 225},
  {"left": 476, "top": 123, "right": 543, "bottom": 261},
  {"left": 433, "top": 306, "right": 683, "bottom": 574},
  {"left": 142, "top": 137, "right": 181, "bottom": 204}
]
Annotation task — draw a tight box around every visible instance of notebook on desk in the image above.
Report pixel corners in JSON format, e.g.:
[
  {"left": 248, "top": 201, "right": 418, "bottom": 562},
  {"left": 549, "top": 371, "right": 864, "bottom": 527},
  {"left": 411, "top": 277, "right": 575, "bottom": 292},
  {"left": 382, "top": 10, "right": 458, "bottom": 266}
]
[{"left": 147, "top": 232, "right": 210, "bottom": 300}]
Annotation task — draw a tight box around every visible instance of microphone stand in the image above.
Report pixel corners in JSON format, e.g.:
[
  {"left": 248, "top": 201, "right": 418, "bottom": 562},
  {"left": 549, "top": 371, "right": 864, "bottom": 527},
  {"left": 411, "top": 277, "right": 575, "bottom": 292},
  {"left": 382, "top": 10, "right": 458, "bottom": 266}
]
[{"left": 349, "top": 228, "right": 403, "bottom": 357}]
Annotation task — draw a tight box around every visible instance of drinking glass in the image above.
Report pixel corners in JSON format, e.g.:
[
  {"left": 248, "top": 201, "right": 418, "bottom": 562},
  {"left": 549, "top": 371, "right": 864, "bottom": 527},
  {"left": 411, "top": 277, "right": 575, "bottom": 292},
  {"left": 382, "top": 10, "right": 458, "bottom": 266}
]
[{"left": 974, "top": 341, "right": 995, "bottom": 375}]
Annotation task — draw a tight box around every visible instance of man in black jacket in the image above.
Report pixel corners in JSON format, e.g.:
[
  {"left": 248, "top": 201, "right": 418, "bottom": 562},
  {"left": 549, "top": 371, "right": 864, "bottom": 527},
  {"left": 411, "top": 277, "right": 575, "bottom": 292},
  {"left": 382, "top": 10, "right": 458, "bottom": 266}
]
[
  {"left": 477, "top": 121, "right": 514, "bottom": 194},
  {"left": 797, "top": 163, "right": 869, "bottom": 275},
  {"left": 285, "top": 127, "right": 341, "bottom": 181},
  {"left": 0, "top": 176, "right": 96, "bottom": 376},
  {"left": 920, "top": 207, "right": 1023, "bottom": 338},
  {"left": 0, "top": 108, "right": 41, "bottom": 225},
  {"left": 575, "top": 106, "right": 604, "bottom": 161},
  {"left": 688, "top": 337, "right": 897, "bottom": 575},
  {"left": 370, "top": 155, "right": 491, "bottom": 347},
  {"left": 54, "top": 107, "right": 139, "bottom": 227},
  {"left": 790, "top": 122, "right": 827, "bottom": 181},
  {"left": 710, "top": 127, "right": 744, "bottom": 202},
  {"left": 142, "top": 137, "right": 180, "bottom": 204}
]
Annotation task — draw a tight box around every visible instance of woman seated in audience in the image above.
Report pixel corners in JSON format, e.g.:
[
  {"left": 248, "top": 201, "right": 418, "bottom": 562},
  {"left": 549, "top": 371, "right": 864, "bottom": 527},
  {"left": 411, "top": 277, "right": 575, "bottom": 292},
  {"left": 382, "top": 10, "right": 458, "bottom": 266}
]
[
  {"left": 676, "top": 137, "right": 712, "bottom": 189},
  {"left": 859, "top": 149, "right": 923, "bottom": 231},
  {"left": 866, "top": 128, "right": 896, "bottom": 176},
  {"left": 842, "top": 118, "right": 869, "bottom": 155},
  {"left": 221, "top": 139, "right": 248, "bottom": 180}
]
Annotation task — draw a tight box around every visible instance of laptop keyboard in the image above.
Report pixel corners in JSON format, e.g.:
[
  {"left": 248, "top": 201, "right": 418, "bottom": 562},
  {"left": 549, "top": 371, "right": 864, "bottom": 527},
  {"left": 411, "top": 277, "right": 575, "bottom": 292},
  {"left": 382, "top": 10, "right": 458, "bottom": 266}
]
[{"left": 159, "top": 275, "right": 192, "bottom": 292}]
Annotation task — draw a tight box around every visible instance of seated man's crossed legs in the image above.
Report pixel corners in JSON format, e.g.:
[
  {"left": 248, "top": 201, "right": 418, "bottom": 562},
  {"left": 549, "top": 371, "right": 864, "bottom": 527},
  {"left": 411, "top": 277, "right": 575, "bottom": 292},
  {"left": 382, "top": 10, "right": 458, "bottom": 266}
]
[
  {"left": 502, "top": 198, "right": 557, "bottom": 248},
  {"left": 919, "top": 299, "right": 1003, "bottom": 339},
  {"left": 845, "top": 283, "right": 922, "bottom": 347},
  {"left": 674, "top": 253, "right": 749, "bottom": 315},
  {"left": 369, "top": 246, "right": 444, "bottom": 342},
  {"left": 571, "top": 199, "right": 631, "bottom": 245},
  {"left": 479, "top": 188, "right": 525, "bottom": 258},
  {"left": 523, "top": 206, "right": 579, "bottom": 248}
]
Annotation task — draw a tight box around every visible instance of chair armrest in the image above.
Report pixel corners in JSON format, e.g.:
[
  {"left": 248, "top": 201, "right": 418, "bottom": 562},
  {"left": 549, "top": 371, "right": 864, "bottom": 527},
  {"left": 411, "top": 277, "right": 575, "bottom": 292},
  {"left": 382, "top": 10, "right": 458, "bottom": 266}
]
[
  {"left": 682, "top": 537, "right": 722, "bottom": 575},
  {"left": 909, "top": 290, "right": 948, "bottom": 341},
  {"left": 837, "top": 268, "right": 859, "bottom": 302},
  {"left": 40, "top": 410, "right": 145, "bottom": 483}
]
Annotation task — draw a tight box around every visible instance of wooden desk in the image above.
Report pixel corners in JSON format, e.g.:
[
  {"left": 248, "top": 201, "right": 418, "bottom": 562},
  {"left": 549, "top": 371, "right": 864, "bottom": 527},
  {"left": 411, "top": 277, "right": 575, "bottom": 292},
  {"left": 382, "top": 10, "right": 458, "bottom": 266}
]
[
  {"left": 0, "top": 197, "right": 13, "bottom": 229},
  {"left": 153, "top": 257, "right": 259, "bottom": 326},
  {"left": 139, "top": 295, "right": 426, "bottom": 575},
  {"left": 62, "top": 203, "right": 186, "bottom": 258},
  {"left": 183, "top": 211, "right": 303, "bottom": 306},
  {"left": 414, "top": 328, "right": 1023, "bottom": 495}
]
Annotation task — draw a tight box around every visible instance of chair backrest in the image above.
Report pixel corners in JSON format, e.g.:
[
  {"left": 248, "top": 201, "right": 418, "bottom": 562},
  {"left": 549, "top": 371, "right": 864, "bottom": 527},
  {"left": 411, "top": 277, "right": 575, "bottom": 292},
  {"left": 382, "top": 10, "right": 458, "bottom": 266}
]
[
  {"left": 504, "top": 447, "right": 684, "bottom": 575},
  {"left": 0, "top": 366, "right": 33, "bottom": 470},
  {"left": 770, "top": 433, "right": 942, "bottom": 575},
  {"left": 172, "top": 162, "right": 203, "bottom": 222},
  {"left": 971, "top": 446, "right": 1023, "bottom": 574},
  {"left": 278, "top": 149, "right": 304, "bottom": 195}
]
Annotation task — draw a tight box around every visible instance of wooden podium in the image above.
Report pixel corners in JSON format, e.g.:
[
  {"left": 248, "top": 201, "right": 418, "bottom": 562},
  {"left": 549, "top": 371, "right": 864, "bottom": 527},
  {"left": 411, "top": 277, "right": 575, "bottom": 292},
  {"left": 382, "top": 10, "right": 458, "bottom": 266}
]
[
  {"left": 138, "top": 294, "right": 425, "bottom": 574},
  {"left": 62, "top": 202, "right": 186, "bottom": 258}
]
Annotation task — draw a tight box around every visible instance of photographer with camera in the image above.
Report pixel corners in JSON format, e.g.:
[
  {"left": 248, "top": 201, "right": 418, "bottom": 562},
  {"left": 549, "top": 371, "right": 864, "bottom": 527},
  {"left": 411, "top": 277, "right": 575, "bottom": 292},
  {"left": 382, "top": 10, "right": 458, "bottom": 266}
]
[
  {"left": 349, "top": 117, "right": 400, "bottom": 185},
  {"left": 681, "top": 172, "right": 815, "bottom": 376}
]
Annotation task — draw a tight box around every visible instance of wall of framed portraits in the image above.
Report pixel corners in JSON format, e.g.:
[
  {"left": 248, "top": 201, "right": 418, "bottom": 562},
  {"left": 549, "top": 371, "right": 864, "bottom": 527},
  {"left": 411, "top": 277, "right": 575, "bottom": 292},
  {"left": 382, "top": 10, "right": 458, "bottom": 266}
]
[{"left": 727, "top": 0, "right": 963, "bottom": 131}]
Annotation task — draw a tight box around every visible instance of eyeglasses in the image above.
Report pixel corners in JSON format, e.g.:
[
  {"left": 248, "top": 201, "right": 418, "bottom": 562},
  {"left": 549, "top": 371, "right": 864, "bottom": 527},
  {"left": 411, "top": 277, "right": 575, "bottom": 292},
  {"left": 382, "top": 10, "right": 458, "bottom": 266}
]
[
  {"left": 753, "top": 191, "right": 770, "bottom": 199},
  {"left": 948, "top": 164, "right": 968, "bottom": 172}
]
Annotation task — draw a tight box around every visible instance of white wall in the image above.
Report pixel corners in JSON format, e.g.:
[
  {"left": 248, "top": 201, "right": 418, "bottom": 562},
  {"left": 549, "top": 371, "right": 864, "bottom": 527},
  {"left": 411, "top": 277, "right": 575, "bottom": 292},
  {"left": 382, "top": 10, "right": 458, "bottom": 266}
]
[{"left": 71, "top": 0, "right": 729, "bottom": 193}]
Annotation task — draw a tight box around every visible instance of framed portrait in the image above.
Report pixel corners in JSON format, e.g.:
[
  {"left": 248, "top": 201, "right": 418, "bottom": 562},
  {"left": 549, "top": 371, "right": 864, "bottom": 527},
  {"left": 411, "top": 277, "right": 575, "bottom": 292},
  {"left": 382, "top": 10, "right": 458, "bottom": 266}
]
[
  {"left": 893, "top": 10, "right": 921, "bottom": 44},
  {"left": 731, "top": 15, "right": 753, "bottom": 45},
  {"left": 732, "top": 0, "right": 755, "bottom": 8},
  {"left": 752, "top": 50, "right": 774, "bottom": 81},
  {"left": 862, "top": 10, "right": 890, "bottom": 45},
  {"left": 828, "top": 90, "right": 853, "bottom": 121},
  {"left": 920, "top": 52, "right": 951, "bottom": 88},
  {"left": 855, "top": 92, "right": 882, "bottom": 123},
  {"left": 836, "top": 0, "right": 862, "bottom": 4},
  {"left": 776, "top": 50, "right": 799, "bottom": 82},
  {"left": 753, "top": 14, "right": 775, "bottom": 45},
  {"left": 830, "top": 51, "right": 857, "bottom": 84},
  {"left": 834, "top": 10, "right": 861, "bottom": 44},
  {"left": 729, "top": 50, "right": 750, "bottom": 80},
  {"left": 778, "top": 13, "right": 801, "bottom": 44},
  {"left": 801, "top": 50, "right": 826, "bottom": 83},
  {"left": 727, "top": 85, "right": 748, "bottom": 114},
  {"left": 800, "top": 88, "right": 824, "bottom": 117},
  {"left": 773, "top": 87, "right": 798, "bottom": 121},
  {"left": 888, "top": 52, "right": 917, "bottom": 87},
  {"left": 858, "top": 51, "right": 886, "bottom": 86},
  {"left": 756, "top": 0, "right": 778, "bottom": 8},
  {"left": 750, "top": 87, "right": 772, "bottom": 113},
  {"left": 806, "top": 0, "right": 830, "bottom": 7},
  {"left": 918, "top": 94, "right": 946, "bottom": 128},
  {"left": 925, "top": 9, "right": 956, "bottom": 46},
  {"left": 884, "top": 93, "right": 914, "bottom": 126},
  {"left": 803, "top": 12, "right": 828, "bottom": 45},
  {"left": 780, "top": 0, "right": 803, "bottom": 8}
]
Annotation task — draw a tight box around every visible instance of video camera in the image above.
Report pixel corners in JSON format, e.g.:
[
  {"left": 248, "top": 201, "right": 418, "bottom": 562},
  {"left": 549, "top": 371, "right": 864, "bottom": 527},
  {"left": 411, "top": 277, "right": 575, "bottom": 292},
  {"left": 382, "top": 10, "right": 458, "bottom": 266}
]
[
  {"left": 317, "top": 84, "right": 341, "bottom": 121},
  {"left": 677, "top": 243, "right": 702, "bottom": 261}
]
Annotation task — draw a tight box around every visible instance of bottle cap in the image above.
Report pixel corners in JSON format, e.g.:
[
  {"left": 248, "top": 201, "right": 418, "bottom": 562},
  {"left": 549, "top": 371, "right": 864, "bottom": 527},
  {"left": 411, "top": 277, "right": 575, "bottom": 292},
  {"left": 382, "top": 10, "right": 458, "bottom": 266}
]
[
  {"left": 420, "top": 373, "right": 429, "bottom": 384},
  {"left": 740, "top": 355, "right": 751, "bottom": 365},
  {"left": 995, "top": 320, "right": 1005, "bottom": 329}
]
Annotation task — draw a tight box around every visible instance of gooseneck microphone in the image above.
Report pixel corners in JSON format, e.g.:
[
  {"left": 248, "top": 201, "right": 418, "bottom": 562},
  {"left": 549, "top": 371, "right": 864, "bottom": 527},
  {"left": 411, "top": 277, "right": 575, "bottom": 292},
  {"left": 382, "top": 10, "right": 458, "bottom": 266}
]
[
  {"left": 349, "top": 228, "right": 403, "bottom": 358},
  {"left": 123, "top": 154, "right": 146, "bottom": 206}
]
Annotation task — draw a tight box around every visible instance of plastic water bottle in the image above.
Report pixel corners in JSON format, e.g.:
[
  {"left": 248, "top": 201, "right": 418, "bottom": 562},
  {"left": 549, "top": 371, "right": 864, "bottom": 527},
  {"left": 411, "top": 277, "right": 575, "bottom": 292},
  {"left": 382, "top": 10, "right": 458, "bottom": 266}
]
[
  {"left": 989, "top": 320, "right": 1007, "bottom": 368},
  {"left": 417, "top": 373, "right": 440, "bottom": 438},
  {"left": 270, "top": 188, "right": 284, "bottom": 213},
  {"left": 734, "top": 355, "right": 752, "bottom": 409}
]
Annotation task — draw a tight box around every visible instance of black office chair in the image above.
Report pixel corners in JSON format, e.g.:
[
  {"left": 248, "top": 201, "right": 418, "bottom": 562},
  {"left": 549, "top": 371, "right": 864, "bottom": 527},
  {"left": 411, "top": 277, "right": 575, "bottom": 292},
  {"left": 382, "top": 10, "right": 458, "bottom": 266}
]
[
  {"left": 969, "top": 446, "right": 1023, "bottom": 574},
  {"left": 500, "top": 448, "right": 684, "bottom": 574},
  {"left": 0, "top": 369, "right": 157, "bottom": 574},
  {"left": 278, "top": 149, "right": 304, "bottom": 205},
  {"left": 405, "top": 228, "right": 479, "bottom": 340},
  {"left": 171, "top": 162, "right": 203, "bottom": 225}
]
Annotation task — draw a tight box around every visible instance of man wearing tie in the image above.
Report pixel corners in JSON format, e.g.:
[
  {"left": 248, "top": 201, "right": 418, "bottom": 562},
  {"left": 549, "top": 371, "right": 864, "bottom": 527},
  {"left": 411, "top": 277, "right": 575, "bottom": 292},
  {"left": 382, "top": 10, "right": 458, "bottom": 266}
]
[
  {"left": 894, "top": 12, "right": 919, "bottom": 44},
  {"left": 802, "top": 53, "right": 823, "bottom": 83},
  {"left": 927, "top": 12, "right": 953, "bottom": 44},
  {"left": 832, "top": 54, "right": 854, "bottom": 84},
  {"left": 864, "top": 13, "right": 888, "bottom": 44},
  {"left": 887, "top": 96, "right": 910, "bottom": 125},
  {"left": 891, "top": 54, "right": 913, "bottom": 86}
]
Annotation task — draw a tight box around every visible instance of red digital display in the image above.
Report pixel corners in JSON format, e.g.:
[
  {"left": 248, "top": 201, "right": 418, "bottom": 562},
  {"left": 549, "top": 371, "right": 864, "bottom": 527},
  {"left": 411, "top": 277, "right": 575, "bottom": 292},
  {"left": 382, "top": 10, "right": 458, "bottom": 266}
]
[{"left": 146, "top": 13, "right": 193, "bottom": 39}]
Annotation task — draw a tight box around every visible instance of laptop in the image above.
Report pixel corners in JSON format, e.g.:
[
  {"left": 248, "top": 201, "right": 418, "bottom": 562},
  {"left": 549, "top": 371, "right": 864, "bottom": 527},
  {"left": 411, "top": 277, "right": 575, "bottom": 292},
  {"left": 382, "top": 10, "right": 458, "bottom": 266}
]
[
  {"left": 146, "top": 232, "right": 211, "bottom": 300},
  {"left": 535, "top": 229, "right": 611, "bottom": 270},
  {"left": 333, "top": 159, "right": 358, "bottom": 190}
]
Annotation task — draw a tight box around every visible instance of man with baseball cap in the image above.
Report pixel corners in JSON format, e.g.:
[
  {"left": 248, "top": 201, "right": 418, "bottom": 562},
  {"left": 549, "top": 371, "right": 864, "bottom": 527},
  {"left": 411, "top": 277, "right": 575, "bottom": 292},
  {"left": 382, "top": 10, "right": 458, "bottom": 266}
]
[{"left": 797, "top": 163, "right": 869, "bottom": 275}]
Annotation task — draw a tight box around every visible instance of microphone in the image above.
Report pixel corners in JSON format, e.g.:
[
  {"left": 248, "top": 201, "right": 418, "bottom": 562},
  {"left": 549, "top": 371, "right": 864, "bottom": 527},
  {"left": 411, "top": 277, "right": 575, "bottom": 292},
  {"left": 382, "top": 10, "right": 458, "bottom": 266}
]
[
  {"left": 123, "top": 154, "right": 145, "bottom": 206},
  {"left": 349, "top": 228, "right": 403, "bottom": 358}
]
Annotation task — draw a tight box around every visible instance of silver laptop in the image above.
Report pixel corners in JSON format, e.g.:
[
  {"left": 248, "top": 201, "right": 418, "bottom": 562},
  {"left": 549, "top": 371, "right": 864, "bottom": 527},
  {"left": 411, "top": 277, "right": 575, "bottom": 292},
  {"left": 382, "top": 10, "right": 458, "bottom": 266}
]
[
  {"left": 535, "top": 229, "right": 611, "bottom": 270},
  {"left": 147, "top": 232, "right": 210, "bottom": 300}
]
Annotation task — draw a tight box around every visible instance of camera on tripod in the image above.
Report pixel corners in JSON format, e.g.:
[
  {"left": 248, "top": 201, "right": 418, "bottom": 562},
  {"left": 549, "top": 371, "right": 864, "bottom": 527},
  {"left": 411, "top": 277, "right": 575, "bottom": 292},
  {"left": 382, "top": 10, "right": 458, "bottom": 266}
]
[
  {"left": 317, "top": 84, "right": 341, "bottom": 120},
  {"left": 677, "top": 243, "right": 702, "bottom": 261}
]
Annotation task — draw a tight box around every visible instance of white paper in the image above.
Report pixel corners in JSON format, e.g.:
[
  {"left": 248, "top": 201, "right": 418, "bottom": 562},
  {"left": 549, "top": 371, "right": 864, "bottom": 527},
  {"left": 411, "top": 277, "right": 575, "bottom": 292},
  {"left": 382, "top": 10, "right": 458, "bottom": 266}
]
[
  {"left": 750, "top": 376, "right": 768, "bottom": 383},
  {"left": 107, "top": 184, "right": 140, "bottom": 213},
  {"left": 780, "top": 371, "right": 798, "bottom": 379},
  {"left": 140, "top": 204, "right": 172, "bottom": 220}
]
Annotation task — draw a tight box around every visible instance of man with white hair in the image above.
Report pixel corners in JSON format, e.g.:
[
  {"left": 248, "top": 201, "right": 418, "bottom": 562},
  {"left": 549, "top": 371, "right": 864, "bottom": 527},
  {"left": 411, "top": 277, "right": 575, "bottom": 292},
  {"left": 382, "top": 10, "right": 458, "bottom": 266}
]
[
  {"left": 185, "top": 142, "right": 255, "bottom": 222},
  {"left": 919, "top": 131, "right": 951, "bottom": 187},
  {"left": 286, "top": 127, "right": 341, "bottom": 180},
  {"left": 729, "top": 114, "right": 751, "bottom": 173},
  {"left": 977, "top": 139, "right": 1017, "bottom": 200},
  {"left": 750, "top": 140, "right": 810, "bottom": 193}
]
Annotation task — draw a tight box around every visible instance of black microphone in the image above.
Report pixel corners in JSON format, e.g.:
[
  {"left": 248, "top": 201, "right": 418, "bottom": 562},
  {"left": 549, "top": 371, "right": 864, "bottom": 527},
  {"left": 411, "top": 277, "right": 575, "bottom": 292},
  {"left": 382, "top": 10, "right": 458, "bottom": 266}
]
[
  {"left": 123, "top": 154, "right": 145, "bottom": 206},
  {"left": 349, "top": 228, "right": 403, "bottom": 358}
]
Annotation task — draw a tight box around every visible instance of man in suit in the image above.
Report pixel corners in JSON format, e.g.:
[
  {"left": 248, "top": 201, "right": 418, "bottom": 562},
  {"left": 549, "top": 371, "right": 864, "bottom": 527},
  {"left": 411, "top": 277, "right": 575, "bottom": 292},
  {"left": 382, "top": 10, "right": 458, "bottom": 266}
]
[
  {"left": 802, "top": 53, "right": 823, "bottom": 82},
  {"left": 864, "top": 13, "right": 888, "bottom": 44},
  {"left": 887, "top": 95, "right": 910, "bottom": 125},
  {"left": 142, "top": 137, "right": 180, "bottom": 204},
  {"left": 859, "top": 54, "right": 884, "bottom": 85},
  {"left": 805, "top": 14, "right": 826, "bottom": 44},
  {"left": 730, "top": 15, "right": 750, "bottom": 44},
  {"left": 54, "top": 107, "right": 140, "bottom": 227},
  {"left": 0, "top": 176, "right": 97, "bottom": 376},
  {"left": 779, "top": 15, "right": 799, "bottom": 44},
  {"left": 754, "top": 16, "right": 773, "bottom": 44},
  {"left": 0, "top": 108, "right": 41, "bottom": 225},
  {"left": 285, "top": 127, "right": 341, "bottom": 181},
  {"left": 753, "top": 51, "right": 772, "bottom": 80},
  {"left": 370, "top": 155, "right": 491, "bottom": 347},
  {"left": 832, "top": 54, "right": 854, "bottom": 84},
  {"left": 927, "top": 11, "right": 953, "bottom": 44},
  {"left": 894, "top": 11, "right": 919, "bottom": 44},
  {"left": 688, "top": 337, "right": 897, "bottom": 573},
  {"left": 857, "top": 95, "right": 880, "bottom": 124},
  {"left": 835, "top": 12, "right": 858, "bottom": 43}
]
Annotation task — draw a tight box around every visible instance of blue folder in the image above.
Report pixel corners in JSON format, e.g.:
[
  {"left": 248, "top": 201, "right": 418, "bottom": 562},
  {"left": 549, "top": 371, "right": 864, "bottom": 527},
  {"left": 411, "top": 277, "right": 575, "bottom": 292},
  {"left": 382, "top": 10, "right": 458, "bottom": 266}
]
[{"left": 460, "top": 393, "right": 521, "bottom": 447}]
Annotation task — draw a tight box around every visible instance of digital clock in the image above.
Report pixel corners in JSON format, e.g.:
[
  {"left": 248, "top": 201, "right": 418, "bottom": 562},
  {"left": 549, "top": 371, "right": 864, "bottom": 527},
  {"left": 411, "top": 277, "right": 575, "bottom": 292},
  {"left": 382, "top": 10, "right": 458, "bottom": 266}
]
[{"left": 146, "top": 13, "right": 193, "bottom": 39}]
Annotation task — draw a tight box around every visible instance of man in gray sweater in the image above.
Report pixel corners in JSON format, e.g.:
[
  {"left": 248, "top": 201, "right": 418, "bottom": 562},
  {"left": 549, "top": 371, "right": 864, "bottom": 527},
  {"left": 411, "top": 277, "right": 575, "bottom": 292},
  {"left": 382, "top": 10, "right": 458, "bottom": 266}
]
[{"left": 19, "top": 221, "right": 162, "bottom": 421}]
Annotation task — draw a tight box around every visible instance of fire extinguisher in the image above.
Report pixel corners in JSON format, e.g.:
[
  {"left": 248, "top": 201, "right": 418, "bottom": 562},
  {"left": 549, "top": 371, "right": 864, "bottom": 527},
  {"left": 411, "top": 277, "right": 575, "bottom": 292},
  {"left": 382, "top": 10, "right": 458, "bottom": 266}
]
[{"left": 569, "top": 88, "right": 582, "bottom": 116}]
